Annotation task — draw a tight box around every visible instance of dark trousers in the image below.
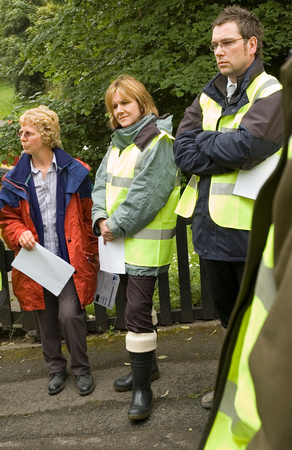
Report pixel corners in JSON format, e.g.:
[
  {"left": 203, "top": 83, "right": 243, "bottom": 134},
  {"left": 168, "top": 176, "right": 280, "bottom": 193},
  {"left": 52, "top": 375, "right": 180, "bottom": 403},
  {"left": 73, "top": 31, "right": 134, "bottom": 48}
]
[
  {"left": 119, "top": 274, "right": 156, "bottom": 333},
  {"left": 200, "top": 258, "right": 245, "bottom": 328},
  {"left": 36, "top": 277, "right": 90, "bottom": 376}
]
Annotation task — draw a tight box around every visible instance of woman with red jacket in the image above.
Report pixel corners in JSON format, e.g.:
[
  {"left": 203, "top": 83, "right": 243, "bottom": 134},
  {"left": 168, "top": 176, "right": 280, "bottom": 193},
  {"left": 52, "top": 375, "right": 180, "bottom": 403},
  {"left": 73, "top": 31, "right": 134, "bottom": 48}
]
[{"left": 0, "top": 106, "right": 98, "bottom": 396}]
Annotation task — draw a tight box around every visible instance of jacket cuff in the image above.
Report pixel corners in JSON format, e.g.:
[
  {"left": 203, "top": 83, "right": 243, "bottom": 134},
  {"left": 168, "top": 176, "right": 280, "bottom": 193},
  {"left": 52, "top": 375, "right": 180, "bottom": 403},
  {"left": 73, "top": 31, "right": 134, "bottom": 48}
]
[{"left": 106, "top": 217, "right": 123, "bottom": 237}]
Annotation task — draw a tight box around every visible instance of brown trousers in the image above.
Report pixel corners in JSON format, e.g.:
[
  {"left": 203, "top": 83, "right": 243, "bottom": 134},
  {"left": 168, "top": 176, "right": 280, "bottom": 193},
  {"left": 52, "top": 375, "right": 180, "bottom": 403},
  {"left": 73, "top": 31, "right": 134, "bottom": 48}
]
[
  {"left": 36, "top": 278, "right": 90, "bottom": 376},
  {"left": 119, "top": 274, "right": 156, "bottom": 333}
]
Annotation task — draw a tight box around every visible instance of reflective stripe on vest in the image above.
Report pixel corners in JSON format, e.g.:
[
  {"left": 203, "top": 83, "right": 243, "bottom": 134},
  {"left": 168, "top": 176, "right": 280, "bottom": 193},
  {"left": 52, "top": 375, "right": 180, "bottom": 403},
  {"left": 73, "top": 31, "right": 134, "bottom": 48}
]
[
  {"left": 201, "top": 72, "right": 282, "bottom": 230},
  {"left": 205, "top": 224, "right": 276, "bottom": 449},
  {"left": 106, "top": 132, "right": 180, "bottom": 267}
]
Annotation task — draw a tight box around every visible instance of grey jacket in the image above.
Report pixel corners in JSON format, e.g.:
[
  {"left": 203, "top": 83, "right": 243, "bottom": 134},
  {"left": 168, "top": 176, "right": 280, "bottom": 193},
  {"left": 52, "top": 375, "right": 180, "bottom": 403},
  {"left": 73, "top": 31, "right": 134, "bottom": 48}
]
[{"left": 92, "top": 113, "right": 178, "bottom": 276}]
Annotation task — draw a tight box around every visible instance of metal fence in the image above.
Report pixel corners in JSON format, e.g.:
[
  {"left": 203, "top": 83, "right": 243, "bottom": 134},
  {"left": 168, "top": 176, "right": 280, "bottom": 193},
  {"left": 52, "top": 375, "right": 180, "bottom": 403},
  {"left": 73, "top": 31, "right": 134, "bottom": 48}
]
[{"left": 0, "top": 216, "right": 217, "bottom": 336}]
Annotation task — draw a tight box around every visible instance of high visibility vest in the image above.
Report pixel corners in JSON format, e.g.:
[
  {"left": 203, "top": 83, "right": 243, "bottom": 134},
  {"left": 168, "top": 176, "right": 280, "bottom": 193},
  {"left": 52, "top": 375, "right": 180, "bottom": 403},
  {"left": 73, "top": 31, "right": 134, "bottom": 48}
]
[
  {"left": 176, "top": 72, "right": 282, "bottom": 230},
  {"left": 106, "top": 132, "right": 180, "bottom": 267},
  {"left": 205, "top": 223, "right": 276, "bottom": 449},
  {"left": 204, "top": 137, "right": 292, "bottom": 449}
]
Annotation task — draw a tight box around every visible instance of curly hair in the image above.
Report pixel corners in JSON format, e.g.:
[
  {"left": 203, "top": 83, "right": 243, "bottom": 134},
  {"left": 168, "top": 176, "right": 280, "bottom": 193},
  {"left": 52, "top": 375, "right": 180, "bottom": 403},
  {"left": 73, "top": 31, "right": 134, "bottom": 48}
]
[
  {"left": 19, "top": 105, "right": 61, "bottom": 148},
  {"left": 105, "top": 74, "right": 159, "bottom": 129},
  {"left": 212, "top": 5, "right": 264, "bottom": 57}
]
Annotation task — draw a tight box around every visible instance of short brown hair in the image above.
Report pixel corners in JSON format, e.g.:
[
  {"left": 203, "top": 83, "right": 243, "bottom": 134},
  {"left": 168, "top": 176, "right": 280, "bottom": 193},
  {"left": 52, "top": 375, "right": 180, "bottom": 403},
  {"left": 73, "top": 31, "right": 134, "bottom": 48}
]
[
  {"left": 105, "top": 74, "right": 158, "bottom": 129},
  {"left": 19, "top": 105, "right": 61, "bottom": 148},
  {"left": 212, "top": 5, "right": 264, "bottom": 57}
]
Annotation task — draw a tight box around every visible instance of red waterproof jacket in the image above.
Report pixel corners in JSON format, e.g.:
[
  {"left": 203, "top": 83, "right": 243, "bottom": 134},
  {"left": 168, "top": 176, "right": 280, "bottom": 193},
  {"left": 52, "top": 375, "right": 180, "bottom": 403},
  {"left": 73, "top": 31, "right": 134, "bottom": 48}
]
[{"left": 0, "top": 148, "right": 98, "bottom": 311}]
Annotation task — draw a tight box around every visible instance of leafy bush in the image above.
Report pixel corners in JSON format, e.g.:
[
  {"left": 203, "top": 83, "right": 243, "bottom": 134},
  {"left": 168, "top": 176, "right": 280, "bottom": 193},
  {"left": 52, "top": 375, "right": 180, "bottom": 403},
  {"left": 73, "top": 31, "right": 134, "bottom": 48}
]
[
  {"left": 0, "top": 0, "right": 291, "bottom": 168},
  {"left": 0, "top": 83, "right": 18, "bottom": 120}
]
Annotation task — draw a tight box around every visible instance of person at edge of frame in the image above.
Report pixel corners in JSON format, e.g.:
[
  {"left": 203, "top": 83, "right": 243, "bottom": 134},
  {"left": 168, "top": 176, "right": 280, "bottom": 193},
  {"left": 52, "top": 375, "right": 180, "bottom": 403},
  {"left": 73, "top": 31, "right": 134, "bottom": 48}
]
[
  {"left": 198, "top": 52, "right": 292, "bottom": 450},
  {"left": 0, "top": 106, "right": 98, "bottom": 397},
  {"left": 91, "top": 74, "right": 180, "bottom": 421},
  {"left": 173, "top": 5, "right": 283, "bottom": 410}
]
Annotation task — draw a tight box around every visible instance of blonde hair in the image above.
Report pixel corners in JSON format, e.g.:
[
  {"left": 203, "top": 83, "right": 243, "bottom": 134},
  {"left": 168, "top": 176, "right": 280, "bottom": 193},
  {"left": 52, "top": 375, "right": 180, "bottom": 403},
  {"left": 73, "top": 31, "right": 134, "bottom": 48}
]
[
  {"left": 19, "top": 105, "right": 61, "bottom": 148},
  {"left": 105, "top": 74, "right": 159, "bottom": 129}
]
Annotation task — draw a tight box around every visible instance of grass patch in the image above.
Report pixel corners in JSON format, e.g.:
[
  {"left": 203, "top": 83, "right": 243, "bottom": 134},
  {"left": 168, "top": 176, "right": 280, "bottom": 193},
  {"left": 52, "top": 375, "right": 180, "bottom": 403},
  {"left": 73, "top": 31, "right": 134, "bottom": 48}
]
[
  {"left": 86, "top": 225, "right": 200, "bottom": 318},
  {"left": 0, "top": 83, "right": 18, "bottom": 119}
]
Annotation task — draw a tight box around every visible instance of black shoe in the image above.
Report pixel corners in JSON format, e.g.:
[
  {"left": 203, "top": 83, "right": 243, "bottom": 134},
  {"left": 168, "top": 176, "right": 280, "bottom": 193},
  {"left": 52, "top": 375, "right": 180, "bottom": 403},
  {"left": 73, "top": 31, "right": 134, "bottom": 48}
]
[
  {"left": 76, "top": 372, "right": 95, "bottom": 396},
  {"left": 48, "top": 371, "right": 68, "bottom": 396}
]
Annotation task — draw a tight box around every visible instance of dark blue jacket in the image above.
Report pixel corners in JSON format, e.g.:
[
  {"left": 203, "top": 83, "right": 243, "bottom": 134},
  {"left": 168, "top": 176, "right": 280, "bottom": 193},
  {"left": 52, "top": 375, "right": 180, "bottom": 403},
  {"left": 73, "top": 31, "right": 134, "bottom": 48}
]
[
  {"left": 174, "top": 57, "right": 283, "bottom": 261},
  {"left": 0, "top": 148, "right": 98, "bottom": 311}
]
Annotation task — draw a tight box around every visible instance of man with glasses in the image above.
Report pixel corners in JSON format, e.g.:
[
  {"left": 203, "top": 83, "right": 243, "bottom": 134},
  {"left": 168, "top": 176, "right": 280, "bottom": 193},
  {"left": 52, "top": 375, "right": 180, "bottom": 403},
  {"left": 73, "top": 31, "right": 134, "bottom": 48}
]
[{"left": 173, "top": 6, "right": 283, "bottom": 409}]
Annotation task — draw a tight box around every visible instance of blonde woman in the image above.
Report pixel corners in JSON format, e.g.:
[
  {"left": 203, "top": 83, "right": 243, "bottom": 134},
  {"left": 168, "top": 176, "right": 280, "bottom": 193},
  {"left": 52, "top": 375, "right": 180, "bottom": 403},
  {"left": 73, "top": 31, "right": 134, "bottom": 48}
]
[
  {"left": 0, "top": 106, "right": 98, "bottom": 397},
  {"left": 92, "top": 75, "right": 180, "bottom": 420}
]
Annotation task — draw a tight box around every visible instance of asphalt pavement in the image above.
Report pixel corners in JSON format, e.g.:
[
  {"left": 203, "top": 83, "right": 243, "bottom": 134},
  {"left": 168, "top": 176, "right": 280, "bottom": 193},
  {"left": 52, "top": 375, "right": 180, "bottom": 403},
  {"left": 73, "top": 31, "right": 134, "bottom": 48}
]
[{"left": 0, "top": 320, "right": 222, "bottom": 449}]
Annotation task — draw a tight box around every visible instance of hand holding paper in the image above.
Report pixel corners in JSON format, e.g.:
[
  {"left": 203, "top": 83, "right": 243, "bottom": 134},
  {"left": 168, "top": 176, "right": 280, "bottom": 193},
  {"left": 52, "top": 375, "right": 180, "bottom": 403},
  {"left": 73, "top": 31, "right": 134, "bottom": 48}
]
[{"left": 12, "top": 243, "right": 75, "bottom": 296}]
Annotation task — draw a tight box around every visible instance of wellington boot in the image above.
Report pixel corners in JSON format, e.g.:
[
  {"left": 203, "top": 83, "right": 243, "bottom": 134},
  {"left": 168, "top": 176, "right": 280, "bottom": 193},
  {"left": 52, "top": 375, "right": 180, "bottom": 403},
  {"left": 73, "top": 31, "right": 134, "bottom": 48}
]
[
  {"left": 128, "top": 351, "right": 154, "bottom": 421},
  {"left": 114, "top": 352, "right": 159, "bottom": 392}
]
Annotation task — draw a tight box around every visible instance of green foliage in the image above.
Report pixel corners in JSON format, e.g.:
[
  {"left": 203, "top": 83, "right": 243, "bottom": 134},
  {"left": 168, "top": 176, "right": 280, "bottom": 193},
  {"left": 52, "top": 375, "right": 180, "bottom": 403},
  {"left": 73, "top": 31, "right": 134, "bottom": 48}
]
[
  {"left": 0, "top": 0, "right": 291, "bottom": 169},
  {"left": 0, "top": 0, "right": 45, "bottom": 94},
  {"left": 0, "top": 83, "right": 18, "bottom": 119},
  {"left": 0, "top": 120, "right": 23, "bottom": 164}
]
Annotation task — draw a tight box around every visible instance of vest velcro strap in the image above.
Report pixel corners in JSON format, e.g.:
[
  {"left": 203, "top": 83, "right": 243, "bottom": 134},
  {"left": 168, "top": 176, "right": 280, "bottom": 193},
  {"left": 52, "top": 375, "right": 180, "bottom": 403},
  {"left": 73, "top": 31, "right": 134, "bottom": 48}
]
[{"left": 133, "top": 228, "right": 176, "bottom": 240}]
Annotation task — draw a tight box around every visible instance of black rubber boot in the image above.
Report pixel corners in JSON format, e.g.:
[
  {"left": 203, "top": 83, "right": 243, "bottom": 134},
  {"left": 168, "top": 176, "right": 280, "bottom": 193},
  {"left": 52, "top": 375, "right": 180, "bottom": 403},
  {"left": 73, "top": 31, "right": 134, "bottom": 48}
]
[
  {"left": 114, "top": 352, "right": 159, "bottom": 392},
  {"left": 128, "top": 351, "right": 154, "bottom": 421}
]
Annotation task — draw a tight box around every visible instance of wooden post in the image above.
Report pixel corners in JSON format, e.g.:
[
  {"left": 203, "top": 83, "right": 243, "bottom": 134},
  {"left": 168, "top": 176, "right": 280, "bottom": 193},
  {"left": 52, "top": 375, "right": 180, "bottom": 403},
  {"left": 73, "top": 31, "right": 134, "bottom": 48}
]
[
  {"left": 176, "top": 216, "right": 194, "bottom": 322},
  {"left": 158, "top": 272, "right": 172, "bottom": 325}
]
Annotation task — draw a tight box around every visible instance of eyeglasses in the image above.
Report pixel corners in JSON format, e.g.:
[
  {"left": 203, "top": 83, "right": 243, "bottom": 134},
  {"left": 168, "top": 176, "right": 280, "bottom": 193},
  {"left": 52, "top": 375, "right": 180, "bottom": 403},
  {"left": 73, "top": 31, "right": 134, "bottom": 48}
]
[
  {"left": 209, "top": 37, "right": 245, "bottom": 52},
  {"left": 17, "top": 130, "right": 36, "bottom": 139}
]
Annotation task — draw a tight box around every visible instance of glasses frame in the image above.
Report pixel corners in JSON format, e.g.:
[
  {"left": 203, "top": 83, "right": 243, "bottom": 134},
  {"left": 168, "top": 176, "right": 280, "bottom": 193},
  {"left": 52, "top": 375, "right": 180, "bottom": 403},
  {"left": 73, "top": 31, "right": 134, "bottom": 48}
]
[
  {"left": 17, "top": 130, "right": 36, "bottom": 139},
  {"left": 209, "top": 37, "right": 246, "bottom": 52}
]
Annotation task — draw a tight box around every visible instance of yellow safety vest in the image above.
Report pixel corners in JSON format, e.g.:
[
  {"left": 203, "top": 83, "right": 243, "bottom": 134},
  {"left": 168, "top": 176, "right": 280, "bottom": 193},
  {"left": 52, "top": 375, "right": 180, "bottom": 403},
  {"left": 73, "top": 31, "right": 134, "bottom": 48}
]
[
  {"left": 176, "top": 72, "right": 282, "bottom": 230},
  {"left": 205, "top": 224, "right": 275, "bottom": 449},
  {"left": 204, "top": 137, "right": 292, "bottom": 449},
  {"left": 106, "top": 132, "right": 180, "bottom": 267}
]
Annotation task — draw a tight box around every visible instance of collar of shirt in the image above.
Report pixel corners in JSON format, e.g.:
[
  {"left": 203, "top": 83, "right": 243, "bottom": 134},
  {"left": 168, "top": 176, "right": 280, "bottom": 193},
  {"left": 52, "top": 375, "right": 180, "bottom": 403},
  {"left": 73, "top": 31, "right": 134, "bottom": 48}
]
[
  {"left": 30, "top": 152, "right": 57, "bottom": 174},
  {"left": 227, "top": 77, "right": 237, "bottom": 90},
  {"left": 226, "top": 78, "right": 237, "bottom": 104}
]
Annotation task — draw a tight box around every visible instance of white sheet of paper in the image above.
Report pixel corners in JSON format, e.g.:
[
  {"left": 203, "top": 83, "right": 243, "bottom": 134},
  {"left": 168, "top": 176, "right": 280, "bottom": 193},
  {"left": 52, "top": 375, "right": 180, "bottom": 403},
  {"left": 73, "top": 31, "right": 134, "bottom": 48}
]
[
  {"left": 11, "top": 243, "right": 75, "bottom": 296},
  {"left": 94, "top": 270, "right": 120, "bottom": 310},
  {"left": 98, "top": 236, "right": 125, "bottom": 274},
  {"left": 233, "top": 153, "right": 280, "bottom": 200}
]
